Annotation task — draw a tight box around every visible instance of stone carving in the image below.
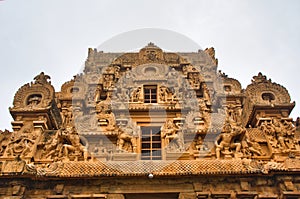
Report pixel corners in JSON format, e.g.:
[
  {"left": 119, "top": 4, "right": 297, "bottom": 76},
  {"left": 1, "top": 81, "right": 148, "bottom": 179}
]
[
  {"left": 3, "top": 124, "right": 37, "bottom": 159},
  {"left": 215, "top": 121, "right": 245, "bottom": 159},
  {"left": 103, "top": 74, "right": 114, "bottom": 90},
  {"left": 75, "top": 115, "right": 98, "bottom": 132},
  {"left": 40, "top": 131, "right": 63, "bottom": 160},
  {"left": 185, "top": 111, "right": 209, "bottom": 133},
  {"left": 161, "top": 119, "right": 184, "bottom": 152},
  {"left": 27, "top": 94, "right": 42, "bottom": 107},
  {"left": 2, "top": 44, "right": 300, "bottom": 199},
  {"left": 130, "top": 87, "right": 143, "bottom": 102},
  {"left": 117, "top": 120, "right": 140, "bottom": 153},
  {"left": 190, "top": 135, "right": 208, "bottom": 152},
  {"left": 225, "top": 104, "right": 242, "bottom": 124},
  {"left": 2, "top": 157, "right": 26, "bottom": 173},
  {"left": 167, "top": 68, "right": 179, "bottom": 88},
  {"left": 94, "top": 85, "right": 103, "bottom": 103},
  {"left": 241, "top": 131, "right": 265, "bottom": 157},
  {"left": 202, "top": 83, "right": 212, "bottom": 106},
  {"left": 222, "top": 76, "right": 242, "bottom": 95},
  {"left": 158, "top": 86, "right": 173, "bottom": 102},
  {"left": 188, "top": 72, "right": 200, "bottom": 89},
  {"left": 58, "top": 126, "right": 88, "bottom": 161},
  {"left": 93, "top": 139, "right": 107, "bottom": 155},
  {"left": 11, "top": 72, "right": 55, "bottom": 109},
  {"left": 260, "top": 118, "right": 296, "bottom": 152},
  {"left": 60, "top": 107, "right": 74, "bottom": 127},
  {"left": 0, "top": 129, "right": 11, "bottom": 156},
  {"left": 251, "top": 72, "right": 270, "bottom": 84},
  {"left": 96, "top": 98, "right": 116, "bottom": 131},
  {"left": 34, "top": 72, "right": 51, "bottom": 84},
  {"left": 245, "top": 73, "right": 292, "bottom": 105}
]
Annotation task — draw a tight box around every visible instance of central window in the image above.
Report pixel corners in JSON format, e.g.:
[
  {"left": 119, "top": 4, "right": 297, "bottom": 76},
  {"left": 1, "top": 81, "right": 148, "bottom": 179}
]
[
  {"left": 141, "top": 126, "right": 162, "bottom": 160},
  {"left": 144, "top": 85, "right": 157, "bottom": 103}
]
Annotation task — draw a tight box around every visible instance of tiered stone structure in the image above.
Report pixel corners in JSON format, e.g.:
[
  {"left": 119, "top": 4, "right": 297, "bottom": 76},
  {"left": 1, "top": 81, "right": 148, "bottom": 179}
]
[{"left": 0, "top": 43, "right": 300, "bottom": 198}]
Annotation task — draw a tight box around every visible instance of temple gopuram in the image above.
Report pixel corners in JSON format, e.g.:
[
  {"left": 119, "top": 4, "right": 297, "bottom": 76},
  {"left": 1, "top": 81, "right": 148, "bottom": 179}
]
[{"left": 1, "top": 43, "right": 300, "bottom": 199}]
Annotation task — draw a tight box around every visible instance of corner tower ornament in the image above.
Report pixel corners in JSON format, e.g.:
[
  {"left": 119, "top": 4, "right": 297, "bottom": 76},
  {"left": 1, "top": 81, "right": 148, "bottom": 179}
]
[{"left": 0, "top": 43, "right": 300, "bottom": 198}]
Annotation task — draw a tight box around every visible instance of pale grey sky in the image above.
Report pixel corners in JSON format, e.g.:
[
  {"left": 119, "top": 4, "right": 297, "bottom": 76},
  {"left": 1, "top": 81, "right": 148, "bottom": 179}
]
[{"left": 0, "top": 0, "right": 299, "bottom": 130}]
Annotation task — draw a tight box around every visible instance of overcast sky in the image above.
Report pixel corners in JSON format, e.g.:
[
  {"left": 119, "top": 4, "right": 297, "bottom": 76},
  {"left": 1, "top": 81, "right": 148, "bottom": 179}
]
[{"left": 0, "top": 0, "right": 299, "bottom": 130}]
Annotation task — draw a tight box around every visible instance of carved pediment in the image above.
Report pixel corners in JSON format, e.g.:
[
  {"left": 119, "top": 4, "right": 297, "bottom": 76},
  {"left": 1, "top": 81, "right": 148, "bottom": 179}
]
[
  {"left": 245, "top": 73, "right": 291, "bottom": 105},
  {"left": 11, "top": 72, "right": 55, "bottom": 110}
]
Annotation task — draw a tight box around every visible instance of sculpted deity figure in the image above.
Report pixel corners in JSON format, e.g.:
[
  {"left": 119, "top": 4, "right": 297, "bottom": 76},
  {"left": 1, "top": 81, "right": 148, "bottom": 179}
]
[
  {"left": 159, "top": 86, "right": 173, "bottom": 102},
  {"left": 117, "top": 122, "right": 138, "bottom": 153},
  {"left": 241, "top": 132, "right": 265, "bottom": 157},
  {"left": 131, "top": 87, "right": 142, "bottom": 102},
  {"left": 269, "top": 118, "right": 296, "bottom": 151},
  {"left": 4, "top": 127, "right": 36, "bottom": 158},
  {"left": 215, "top": 122, "right": 244, "bottom": 159},
  {"left": 59, "top": 126, "right": 88, "bottom": 161},
  {"left": 42, "top": 132, "right": 62, "bottom": 160},
  {"left": 161, "top": 119, "right": 184, "bottom": 152}
]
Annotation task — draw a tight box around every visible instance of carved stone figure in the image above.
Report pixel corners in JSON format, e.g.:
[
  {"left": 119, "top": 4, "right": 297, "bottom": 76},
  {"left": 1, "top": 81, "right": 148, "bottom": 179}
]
[
  {"left": 94, "top": 85, "right": 102, "bottom": 103},
  {"left": 41, "top": 132, "right": 63, "bottom": 160},
  {"left": 117, "top": 122, "right": 138, "bottom": 153},
  {"left": 161, "top": 119, "right": 184, "bottom": 152},
  {"left": 58, "top": 126, "right": 88, "bottom": 161},
  {"left": 103, "top": 74, "right": 114, "bottom": 90},
  {"left": 241, "top": 132, "right": 265, "bottom": 157},
  {"left": 202, "top": 83, "right": 211, "bottom": 106},
  {"left": 131, "top": 87, "right": 143, "bottom": 102},
  {"left": 159, "top": 86, "right": 173, "bottom": 102},
  {"left": 188, "top": 73, "right": 200, "bottom": 89},
  {"left": 0, "top": 130, "right": 11, "bottom": 155},
  {"left": 259, "top": 118, "right": 297, "bottom": 152},
  {"left": 96, "top": 99, "right": 116, "bottom": 130},
  {"left": 3, "top": 125, "right": 37, "bottom": 158},
  {"left": 215, "top": 121, "right": 244, "bottom": 159}
]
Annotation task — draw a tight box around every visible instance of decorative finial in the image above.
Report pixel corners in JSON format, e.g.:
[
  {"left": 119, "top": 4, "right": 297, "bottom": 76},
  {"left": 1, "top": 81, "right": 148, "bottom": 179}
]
[
  {"left": 251, "top": 72, "right": 270, "bottom": 84},
  {"left": 34, "top": 72, "right": 51, "bottom": 84}
]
